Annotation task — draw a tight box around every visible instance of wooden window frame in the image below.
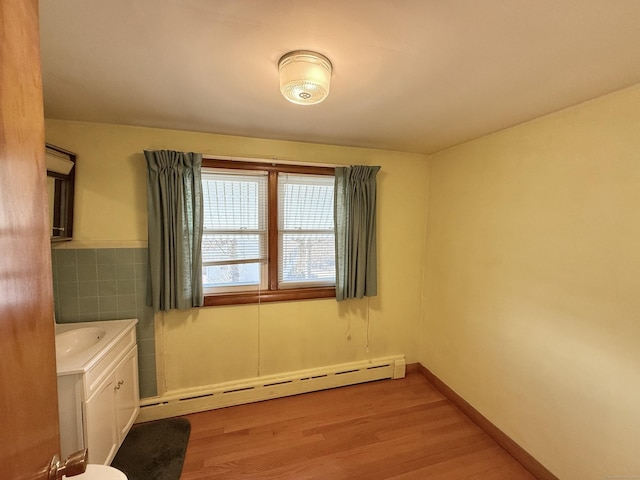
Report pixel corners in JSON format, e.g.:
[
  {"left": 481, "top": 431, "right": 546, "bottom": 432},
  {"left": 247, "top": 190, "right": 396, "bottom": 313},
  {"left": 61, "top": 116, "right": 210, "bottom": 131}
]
[{"left": 201, "top": 159, "right": 336, "bottom": 307}]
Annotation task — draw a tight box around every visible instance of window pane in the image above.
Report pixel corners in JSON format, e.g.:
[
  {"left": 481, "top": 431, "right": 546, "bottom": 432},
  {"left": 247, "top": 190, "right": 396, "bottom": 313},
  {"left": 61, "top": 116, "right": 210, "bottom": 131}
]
[
  {"left": 202, "top": 171, "right": 267, "bottom": 231},
  {"left": 203, "top": 263, "right": 261, "bottom": 289},
  {"left": 278, "top": 174, "right": 335, "bottom": 230},
  {"left": 280, "top": 233, "right": 335, "bottom": 284},
  {"left": 278, "top": 173, "right": 335, "bottom": 286},
  {"left": 202, "top": 233, "right": 266, "bottom": 264}
]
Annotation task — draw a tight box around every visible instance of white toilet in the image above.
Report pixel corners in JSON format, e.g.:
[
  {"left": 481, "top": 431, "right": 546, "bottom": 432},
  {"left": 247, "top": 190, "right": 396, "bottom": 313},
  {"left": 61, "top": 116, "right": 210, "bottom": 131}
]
[{"left": 63, "top": 464, "right": 127, "bottom": 480}]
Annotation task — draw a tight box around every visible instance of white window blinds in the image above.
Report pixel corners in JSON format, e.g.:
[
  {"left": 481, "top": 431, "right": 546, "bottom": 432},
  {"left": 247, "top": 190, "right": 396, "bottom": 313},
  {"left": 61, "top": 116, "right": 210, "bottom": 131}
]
[
  {"left": 278, "top": 173, "right": 335, "bottom": 287},
  {"left": 201, "top": 170, "right": 268, "bottom": 290}
]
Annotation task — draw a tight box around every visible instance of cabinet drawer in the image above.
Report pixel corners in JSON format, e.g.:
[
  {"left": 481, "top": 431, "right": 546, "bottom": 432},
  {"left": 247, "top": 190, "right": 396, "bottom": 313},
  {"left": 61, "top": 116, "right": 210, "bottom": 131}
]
[{"left": 84, "top": 328, "right": 136, "bottom": 398}]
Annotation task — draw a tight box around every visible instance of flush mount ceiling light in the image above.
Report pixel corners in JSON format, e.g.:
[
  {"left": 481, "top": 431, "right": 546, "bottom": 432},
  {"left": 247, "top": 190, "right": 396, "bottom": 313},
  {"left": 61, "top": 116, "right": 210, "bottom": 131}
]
[{"left": 278, "top": 50, "right": 332, "bottom": 105}]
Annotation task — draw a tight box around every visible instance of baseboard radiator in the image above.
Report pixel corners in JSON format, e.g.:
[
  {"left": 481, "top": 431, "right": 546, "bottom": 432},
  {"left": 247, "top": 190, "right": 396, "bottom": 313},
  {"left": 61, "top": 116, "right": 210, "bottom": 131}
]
[{"left": 137, "top": 355, "right": 406, "bottom": 423}]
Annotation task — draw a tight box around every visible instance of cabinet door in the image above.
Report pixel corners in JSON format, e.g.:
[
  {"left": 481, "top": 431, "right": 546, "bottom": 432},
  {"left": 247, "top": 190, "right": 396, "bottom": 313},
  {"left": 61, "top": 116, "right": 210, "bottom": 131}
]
[
  {"left": 115, "top": 346, "right": 140, "bottom": 441},
  {"left": 84, "top": 376, "right": 118, "bottom": 464},
  {"left": 57, "top": 374, "right": 84, "bottom": 460}
]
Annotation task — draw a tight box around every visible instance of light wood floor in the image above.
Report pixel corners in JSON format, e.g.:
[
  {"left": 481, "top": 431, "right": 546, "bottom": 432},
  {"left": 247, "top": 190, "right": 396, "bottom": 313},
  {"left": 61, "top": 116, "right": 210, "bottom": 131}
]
[{"left": 180, "top": 373, "right": 537, "bottom": 479}]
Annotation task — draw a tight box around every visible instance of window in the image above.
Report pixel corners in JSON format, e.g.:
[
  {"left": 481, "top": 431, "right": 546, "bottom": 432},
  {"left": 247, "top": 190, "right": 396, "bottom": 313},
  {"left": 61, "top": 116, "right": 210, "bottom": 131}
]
[
  {"left": 201, "top": 169, "right": 268, "bottom": 293},
  {"left": 278, "top": 173, "right": 335, "bottom": 288},
  {"left": 201, "top": 159, "right": 336, "bottom": 306}
]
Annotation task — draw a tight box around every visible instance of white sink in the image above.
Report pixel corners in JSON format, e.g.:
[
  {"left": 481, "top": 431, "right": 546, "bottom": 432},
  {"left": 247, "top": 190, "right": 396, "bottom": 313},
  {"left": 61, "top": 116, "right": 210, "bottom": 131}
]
[
  {"left": 55, "top": 319, "right": 137, "bottom": 375},
  {"left": 56, "top": 327, "right": 106, "bottom": 360}
]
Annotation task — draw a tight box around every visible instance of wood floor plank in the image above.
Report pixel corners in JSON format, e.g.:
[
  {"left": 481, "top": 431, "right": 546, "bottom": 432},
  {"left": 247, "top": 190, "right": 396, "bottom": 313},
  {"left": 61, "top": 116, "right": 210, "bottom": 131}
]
[{"left": 180, "top": 373, "right": 537, "bottom": 479}]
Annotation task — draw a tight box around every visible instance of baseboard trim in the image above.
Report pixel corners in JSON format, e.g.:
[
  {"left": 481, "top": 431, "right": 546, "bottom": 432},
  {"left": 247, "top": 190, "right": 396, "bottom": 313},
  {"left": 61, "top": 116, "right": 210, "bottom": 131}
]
[
  {"left": 405, "top": 362, "right": 420, "bottom": 375},
  {"left": 417, "top": 364, "right": 559, "bottom": 480},
  {"left": 137, "top": 355, "right": 406, "bottom": 423}
]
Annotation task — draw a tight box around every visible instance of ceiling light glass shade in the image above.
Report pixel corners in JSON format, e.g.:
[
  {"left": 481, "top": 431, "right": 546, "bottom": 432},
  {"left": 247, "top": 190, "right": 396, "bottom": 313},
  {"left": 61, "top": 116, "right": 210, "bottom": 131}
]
[{"left": 278, "top": 50, "right": 332, "bottom": 105}]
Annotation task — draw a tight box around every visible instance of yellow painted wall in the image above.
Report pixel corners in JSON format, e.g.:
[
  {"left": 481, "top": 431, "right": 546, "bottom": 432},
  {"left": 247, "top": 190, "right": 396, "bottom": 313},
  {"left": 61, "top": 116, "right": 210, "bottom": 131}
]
[
  {"left": 422, "top": 84, "right": 640, "bottom": 479},
  {"left": 45, "top": 120, "right": 428, "bottom": 391}
]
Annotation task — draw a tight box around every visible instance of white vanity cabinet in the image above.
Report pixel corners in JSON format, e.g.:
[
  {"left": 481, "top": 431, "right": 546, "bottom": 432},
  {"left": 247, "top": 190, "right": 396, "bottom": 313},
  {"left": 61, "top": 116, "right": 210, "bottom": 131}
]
[
  {"left": 83, "top": 344, "right": 139, "bottom": 464},
  {"left": 56, "top": 319, "right": 140, "bottom": 465}
]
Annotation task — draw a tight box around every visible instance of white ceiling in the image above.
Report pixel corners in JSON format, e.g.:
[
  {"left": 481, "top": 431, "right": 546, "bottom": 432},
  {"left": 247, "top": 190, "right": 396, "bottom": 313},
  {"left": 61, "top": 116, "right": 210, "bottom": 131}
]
[{"left": 39, "top": 0, "right": 640, "bottom": 155}]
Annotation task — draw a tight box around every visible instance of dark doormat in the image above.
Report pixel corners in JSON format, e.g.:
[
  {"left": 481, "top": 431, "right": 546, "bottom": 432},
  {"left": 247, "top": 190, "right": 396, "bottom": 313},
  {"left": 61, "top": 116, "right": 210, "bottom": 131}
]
[{"left": 111, "top": 417, "right": 191, "bottom": 480}]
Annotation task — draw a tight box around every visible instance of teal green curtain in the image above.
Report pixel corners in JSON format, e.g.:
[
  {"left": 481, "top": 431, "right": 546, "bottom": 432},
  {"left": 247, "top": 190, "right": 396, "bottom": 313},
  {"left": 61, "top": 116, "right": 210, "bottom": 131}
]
[
  {"left": 334, "top": 165, "right": 381, "bottom": 301},
  {"left": 145, "top": 150, "right": 204, "bottom": 312}
]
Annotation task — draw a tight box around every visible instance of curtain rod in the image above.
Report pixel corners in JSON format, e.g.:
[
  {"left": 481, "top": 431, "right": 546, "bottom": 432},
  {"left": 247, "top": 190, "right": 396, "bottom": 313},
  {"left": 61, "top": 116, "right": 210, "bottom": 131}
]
[{"left": 202, "top": 154, "right": 342, "bottom": 169}]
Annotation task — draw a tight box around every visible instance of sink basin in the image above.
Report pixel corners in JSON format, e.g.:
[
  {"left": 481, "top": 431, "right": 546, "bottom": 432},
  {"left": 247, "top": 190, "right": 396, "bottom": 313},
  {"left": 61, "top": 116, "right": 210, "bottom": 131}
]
[
  {"left": 55, "top": 319, "right": 138, "bottom": 375},
  {"left": 55, "top": 327, "right": 106, "bottom": 359}
]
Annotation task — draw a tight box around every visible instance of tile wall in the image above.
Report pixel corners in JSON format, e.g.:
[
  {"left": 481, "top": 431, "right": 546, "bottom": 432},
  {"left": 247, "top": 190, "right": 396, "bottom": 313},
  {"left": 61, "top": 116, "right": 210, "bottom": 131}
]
[{"left": 51, "top": 247, "right": 157, "bottom": 398}]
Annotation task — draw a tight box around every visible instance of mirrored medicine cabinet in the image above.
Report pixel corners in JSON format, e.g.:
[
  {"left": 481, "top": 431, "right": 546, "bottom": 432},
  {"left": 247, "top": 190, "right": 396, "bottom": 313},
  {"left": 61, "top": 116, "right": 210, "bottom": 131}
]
[{"left": 46, "top": 144, "right": 76, "bottom": 242}]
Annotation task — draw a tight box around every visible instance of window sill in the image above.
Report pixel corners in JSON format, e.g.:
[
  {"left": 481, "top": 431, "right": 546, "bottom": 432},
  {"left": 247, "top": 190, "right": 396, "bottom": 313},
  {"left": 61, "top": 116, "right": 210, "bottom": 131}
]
[{"left": 203, "top": 287, "right": 336, "bottom": 307}]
